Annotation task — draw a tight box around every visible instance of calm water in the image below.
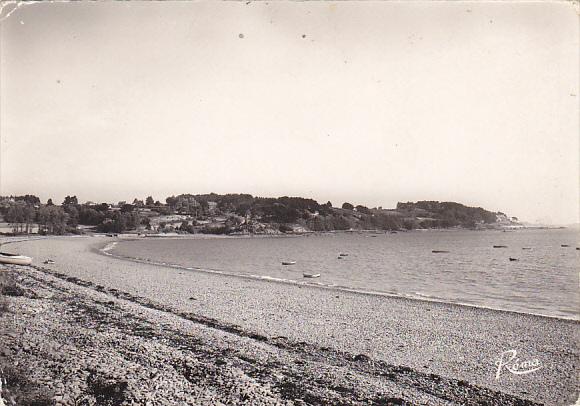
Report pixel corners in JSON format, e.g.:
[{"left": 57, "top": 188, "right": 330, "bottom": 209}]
[{"left": 111, "top": 229, "right": 579, "bottom": 319}]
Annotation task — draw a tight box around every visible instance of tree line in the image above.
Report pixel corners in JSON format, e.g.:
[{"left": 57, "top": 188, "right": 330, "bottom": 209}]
[
  {"left": 0, "top": 195, "right": 142, "bottom": 235},
  {"left": 0, "top": 194, "right": 503, "bottom": 235}
]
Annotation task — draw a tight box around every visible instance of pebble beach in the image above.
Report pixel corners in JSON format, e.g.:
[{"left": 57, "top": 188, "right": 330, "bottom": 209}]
[{"left": 0, "top": 235, "right": 578, "bottom": 405}]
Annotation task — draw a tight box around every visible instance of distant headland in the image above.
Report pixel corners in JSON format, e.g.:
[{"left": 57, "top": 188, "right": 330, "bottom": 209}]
[{"left": 0, "top": 193, "right": 536, "bottom": 236}]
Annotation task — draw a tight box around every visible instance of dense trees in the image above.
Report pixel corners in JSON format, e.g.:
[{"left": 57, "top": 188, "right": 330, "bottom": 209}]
[
  {"left": 318, "top": 201, "right": 333, "bottom": 216},
  {"left": 62, "top": 196, "right": 78, "bottom": 206},
  {"left": 396, "top": 201, "right": 498, "bottom": 228},
  {"left": 38, "top": 206, "right": 67, "bottom": 235},
  {"left": 166, "top": 195, "right": 201, "bottom": 215},
  {"left": 5, "top": 203, "right": 36, "bottom": 233},
  {"left": 79, "top": 207, "right": 105, "bottom": 225},
  {"left": 1, "top": 196, "right": 145, "bottom": 235},
  {"left": 355, "top": 205, "right": 371, "bottom": 215},
  {"left": 97, "top": 211, "right": 140, "bottom": 233},
  {"left": 120, "top": 204, "right": 135, "bottom": 213},
  {"left": 342, "top": 202, "right": 354, "bottom": 210},
  {"left": 0, "top": 192, "right": 507, "bottom": 235},
  {"left": 307, "top": 214, "right": 353, "bottom": 231},
  {"left": 66, "top": 205, "right": 79, "bottom": 228},
  {"left": 15, "top": 195, "right": 40, "bottom": 205},
  {"left": 61, "top": 196, "right": 81, "bottom": 232},
  {"left": 177, "top": 220, "right": 196, "bottom": 234},
  {"left": 95, "top": 203, "right": 109, "bottom": 212}
]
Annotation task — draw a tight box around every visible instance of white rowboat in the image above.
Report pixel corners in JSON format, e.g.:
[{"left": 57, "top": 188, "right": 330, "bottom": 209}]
[{"left": 0, "top": 252, "right": 33, "bottom": 265}]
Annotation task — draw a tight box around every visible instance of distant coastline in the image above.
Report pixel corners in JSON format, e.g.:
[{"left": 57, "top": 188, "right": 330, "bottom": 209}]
[{"left": 1, "top": 193, "right": 529, "bottom": 237}]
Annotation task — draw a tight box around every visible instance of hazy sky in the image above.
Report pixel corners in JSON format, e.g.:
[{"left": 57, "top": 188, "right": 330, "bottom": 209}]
[{"left": 0, "top": 1, "right": 578, "bottom": 224}]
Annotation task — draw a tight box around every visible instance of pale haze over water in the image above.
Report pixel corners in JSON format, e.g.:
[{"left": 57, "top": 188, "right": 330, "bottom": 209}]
[{"left": 0, "top": 2, "right": 578, "bottom": 224}]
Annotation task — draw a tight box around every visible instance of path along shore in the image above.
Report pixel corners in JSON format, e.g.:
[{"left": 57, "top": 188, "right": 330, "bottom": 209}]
[{"left": 0, "top": 236, "right": 578, "bottom": 405}]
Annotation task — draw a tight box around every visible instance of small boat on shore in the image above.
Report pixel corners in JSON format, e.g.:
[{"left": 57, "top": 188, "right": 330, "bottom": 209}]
[
  {"left": 561, "top": 244, "right": 570, "bottom": 248},
  {"left": 522, "top": 247, "right": 532, "bottom": 250},
  {"left": 493, "top": 245, "right": 508, "bottom": 248},
  {"left": 509, "top": 257, "right": 518, "bottom": 261},
  {"left": 0, "top": 252, "right": 32, "bottom": 265},
  {"left": 432, "top": 250, "right": 449, "bottom": 254},
  {"left": 303, "top": 273, "right": 320, "bottom": 278},
  {"left": 281, "top": 261, "right": 296, "bottom": 266}
]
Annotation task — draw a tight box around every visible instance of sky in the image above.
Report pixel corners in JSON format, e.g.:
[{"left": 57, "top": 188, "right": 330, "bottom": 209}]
[{"left": 0, "top": 1, "right": 578, "bottom": 224}]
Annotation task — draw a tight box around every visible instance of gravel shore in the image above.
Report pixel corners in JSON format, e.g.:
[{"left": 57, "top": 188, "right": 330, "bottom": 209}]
[{"left": 1, "top": 236, "right": 578, "bottom": 405}]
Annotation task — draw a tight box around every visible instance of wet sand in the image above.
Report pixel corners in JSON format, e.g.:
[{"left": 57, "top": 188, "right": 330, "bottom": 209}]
[{"left": 1, "top": 236, "right": 578, "bottom": 405}]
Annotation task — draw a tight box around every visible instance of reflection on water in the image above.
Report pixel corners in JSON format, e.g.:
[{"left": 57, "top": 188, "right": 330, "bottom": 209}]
[{"left": 112, "top": 229, "right": 579, "bottom": 319}]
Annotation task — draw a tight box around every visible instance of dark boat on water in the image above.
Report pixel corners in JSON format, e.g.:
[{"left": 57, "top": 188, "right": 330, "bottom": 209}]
[{"left": 303, "top": 273, "right": 321, "bottom": 278}]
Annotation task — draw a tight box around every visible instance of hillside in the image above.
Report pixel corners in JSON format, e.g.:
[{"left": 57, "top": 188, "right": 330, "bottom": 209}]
[
  {"left": 0, "top": 194, "right": 517, "bottom": 236},
  {"left": 147, "top": 195, "right": 513, "bottom": 234}
]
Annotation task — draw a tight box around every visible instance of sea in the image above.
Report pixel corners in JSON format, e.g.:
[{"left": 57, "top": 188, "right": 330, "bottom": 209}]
[{"left": 110, "top": 228, "right": 579, "bottom": 320}]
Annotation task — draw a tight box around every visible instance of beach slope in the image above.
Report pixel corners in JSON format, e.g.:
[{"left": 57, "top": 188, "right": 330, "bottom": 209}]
[{"left": 0, "top": 236, "right": 578, "bottom": 405}]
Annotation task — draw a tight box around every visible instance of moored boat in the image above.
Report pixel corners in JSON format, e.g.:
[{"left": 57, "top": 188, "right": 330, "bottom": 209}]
[
  {"left": 0, "top": 252, "right": 33, "bottom": 265},
  {"left": 303, "top": 273, "right": 320, "bottom": 278}
]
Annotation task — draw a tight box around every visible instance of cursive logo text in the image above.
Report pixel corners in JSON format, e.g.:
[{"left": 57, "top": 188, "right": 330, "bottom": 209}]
[{"left": 495, "top": 349, "right": 542, "bottom": 380}]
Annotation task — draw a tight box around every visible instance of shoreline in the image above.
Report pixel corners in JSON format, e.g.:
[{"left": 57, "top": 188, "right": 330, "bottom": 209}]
[
  {"left": 1, "top": 236, "right": 579, "bottom": 404},
  {"left": 99, "top": 237, "right": 579, "bottom": 323},
  {"left": 1, "top": 224, "right": 567, "bottom": 243},
  {"left": 0, "top": 264, "right": 543, "bottom": 405},
  {"left": 3, "top": 233, "right": 579, "bottom": 322},
  {"left": 3, "top": 232, "right": 579, "bottom": 322}
]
